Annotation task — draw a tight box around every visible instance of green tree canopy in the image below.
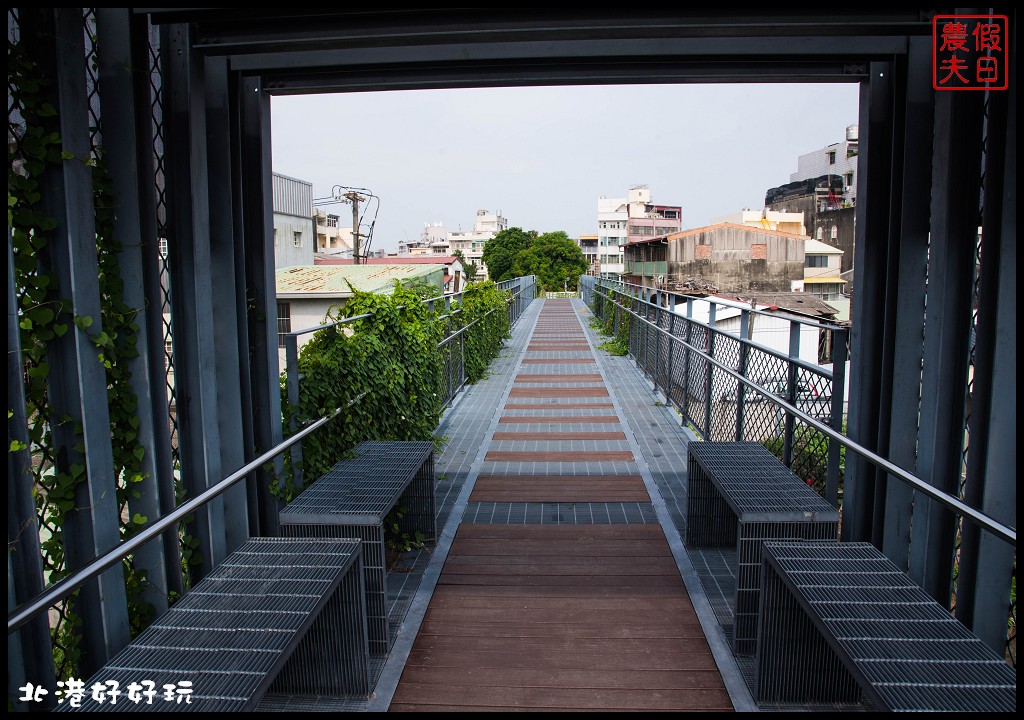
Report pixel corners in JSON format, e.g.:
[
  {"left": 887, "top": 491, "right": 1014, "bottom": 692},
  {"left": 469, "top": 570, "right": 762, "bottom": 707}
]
[
  {"left": 510, "top": 231, "right": 588, "bottom": 292},
  {"left": 481, "top": 227, "right": 534, "bottom": 282}
]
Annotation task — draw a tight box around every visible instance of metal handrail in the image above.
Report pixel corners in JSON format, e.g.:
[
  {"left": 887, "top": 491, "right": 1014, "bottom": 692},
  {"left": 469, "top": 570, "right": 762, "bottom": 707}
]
[
  {"left": 588, "top": 281, "right": 1015, "bottom": 546},
  {"left": 8, "top": 276, "right": 536, "bottom": 635}
]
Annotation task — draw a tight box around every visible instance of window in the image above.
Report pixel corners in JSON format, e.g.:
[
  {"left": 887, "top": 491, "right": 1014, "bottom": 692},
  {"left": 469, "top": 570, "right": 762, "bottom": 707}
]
[
  {"left": 805, "top": 255, "right": 828, "bottom": 268},
  {"left": 815, "top": 227, "right": 823, "bottom": 240},
  {"left": 158, "top": 237, "right": 168, "bottom": 256},
  {"left": 830, "top": 225, "right": 838, "bottom": 240},
  {"left": 293, "top": 231, "right": 302, "bottom": 248},
  {"left": 845, "top": 172, "right": 854, "bottom": 187},
  {"left": 277, "top": 302, "right": 291, "bottom": 348},
  {"left": 828, "top": 150, "right": 836, "bottom": 164},
  {"left": 274, "top": 228, "right": 279, "bottom": 246}
]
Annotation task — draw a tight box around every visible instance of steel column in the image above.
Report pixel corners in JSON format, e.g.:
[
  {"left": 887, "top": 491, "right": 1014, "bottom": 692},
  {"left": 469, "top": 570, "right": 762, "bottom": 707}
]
[
  {"left": 204, "top": 54, "right": 250, "bottom": 553},
  {"left": 8, "top": 232, "right": 57, "bottom": 704},
  {"left": 878, "top": 46, "right": 929, "bottom": 571},
  {"left": 735, "top": 310, "right": 750, "bottom": 441},
  {"left": 845, "top": 60, "right": 895, "bottom": 544},
  {"left": 826, "top": 328, "right": 848, "bottom": 508},
  {"left": 783, "top": 320, "right": 800, "bottom": 468},
  {"left": 909, "top": 70, "right": 985, "bottom": 606},
  {"left": 23, "top": 7, "right": 131, "bottom": 674},
  {"left": 95, "top": 7, "right": 172, "bottom": 614},
  {"left": 239, "top": 75, "right": 284, "bottom": 535},
  {"left": 954, "top": 75, "right": 1016, "bottom": 651},
  {"left": 161, "top": 22, "right": 228, "bottom": 577}
]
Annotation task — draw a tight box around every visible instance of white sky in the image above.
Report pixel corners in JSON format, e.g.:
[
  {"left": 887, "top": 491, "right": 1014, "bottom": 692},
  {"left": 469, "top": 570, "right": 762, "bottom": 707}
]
[{"left": 271, "top": 82, "right": 860, "bottom": 254}]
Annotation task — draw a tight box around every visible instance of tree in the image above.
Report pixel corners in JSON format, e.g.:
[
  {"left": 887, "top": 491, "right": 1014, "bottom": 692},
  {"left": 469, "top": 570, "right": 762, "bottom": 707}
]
[
  {"left": 510, "top": 231, "right": 588, "bottom": 292},
  {"left": 481, "top": 227, "right": 534, "bottom": 282},
  {"left": 464, "top": 261, "right": 479, "bottom": 283}
]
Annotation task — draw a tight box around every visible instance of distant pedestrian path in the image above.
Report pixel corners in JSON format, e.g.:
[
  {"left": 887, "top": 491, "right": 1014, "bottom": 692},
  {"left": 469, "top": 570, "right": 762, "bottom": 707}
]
[{"left": 389, "top": 299, "right": 734, "bottom": 712}]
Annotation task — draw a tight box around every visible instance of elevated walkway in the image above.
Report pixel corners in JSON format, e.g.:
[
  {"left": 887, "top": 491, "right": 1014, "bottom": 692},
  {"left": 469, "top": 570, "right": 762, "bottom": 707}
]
[{"left": 260, "top": 297, "right": 751, "bottom": 712}]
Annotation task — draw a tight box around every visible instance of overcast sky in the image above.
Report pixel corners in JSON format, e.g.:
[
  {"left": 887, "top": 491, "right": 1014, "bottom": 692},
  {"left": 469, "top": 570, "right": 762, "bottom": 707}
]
[{"left": 270, "top": 82, "right": 860, "bottom": 254}]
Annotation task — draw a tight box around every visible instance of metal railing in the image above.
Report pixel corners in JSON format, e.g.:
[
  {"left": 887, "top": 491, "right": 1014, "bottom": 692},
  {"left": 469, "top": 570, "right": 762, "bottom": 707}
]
[
  {"left": 282, "top": 276, "right": 535, "bottom": 487},
  {"left": 581, "top": 276, "right": 1015, "bottom": 547},
  {"left": 7, "top": 276, "right": 536, "bottom": 638}
]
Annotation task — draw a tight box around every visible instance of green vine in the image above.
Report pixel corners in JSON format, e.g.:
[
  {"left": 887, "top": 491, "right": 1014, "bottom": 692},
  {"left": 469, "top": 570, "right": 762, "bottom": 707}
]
[
  {"left": 9, "top": 32, "right": 153, "bottom": 681},
  {"left": 278, "top": 280, "right": 510, "bottom": 503}
]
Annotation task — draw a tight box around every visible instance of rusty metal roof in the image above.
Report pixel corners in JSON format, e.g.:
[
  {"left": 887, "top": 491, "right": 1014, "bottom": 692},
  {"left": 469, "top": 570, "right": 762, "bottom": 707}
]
[{"left": 275, "top": 264, "right": 443, "bottom": 298}]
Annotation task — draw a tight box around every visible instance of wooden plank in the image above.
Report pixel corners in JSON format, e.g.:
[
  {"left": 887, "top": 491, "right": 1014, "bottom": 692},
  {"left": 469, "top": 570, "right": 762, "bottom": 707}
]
[
  {"left": 498, "top": 415, "right": 620, "bottom": 423},
  {"left": 514, "top": 374, "right": 603, "bottom": 382},
  {"left": 404, "top": 638, "right": 718, "bottom": 668},
  {"left": 395, "top": 666, "right": 724, "bottom": 690},
  {"left": 508, "top": 388, "right": 609, "bottom": 398},
  {"left": 502, "top": 403, "right": 614, "bottom": 409},
  {"left": 490, "top": 431, "right": 626, "bottom": 440},
  {"left": 453, "top": 524, "right": 666, "bottom": 539},
  {"left": 520, "top": 358, "right": 595, "bottom": 364},
  {"left": 438, "top": 574, "right": 684, "bottom": 588},
  {"left": 415, "top": 621, "right": 705, "bottom": 640},
  {"left": 420, "top": 606, "right": 696, "bottom": 625},
  {"left": 447, "top": 541, "right": 671, "bottom": 557},
  {"left": 484, "top": 451, "right": 633, "bottom": 462},
  {"left": 391, "top": 683, "right": 733, "bottom": 711}
]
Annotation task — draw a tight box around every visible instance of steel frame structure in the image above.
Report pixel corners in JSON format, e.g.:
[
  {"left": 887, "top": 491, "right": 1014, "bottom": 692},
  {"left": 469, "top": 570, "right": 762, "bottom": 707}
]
[{"left": 7, "top": 6, "right": 1016, "bottom": 705}]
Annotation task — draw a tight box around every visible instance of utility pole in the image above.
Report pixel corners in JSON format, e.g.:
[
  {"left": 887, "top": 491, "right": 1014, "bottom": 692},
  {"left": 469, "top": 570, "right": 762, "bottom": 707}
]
[{"left": 344, "top": 191, "right": 364, "bottom": 263}]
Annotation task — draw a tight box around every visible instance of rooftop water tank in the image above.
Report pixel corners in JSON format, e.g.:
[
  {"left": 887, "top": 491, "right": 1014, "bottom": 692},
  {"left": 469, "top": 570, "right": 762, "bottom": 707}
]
[{"left": 846, "top": 124, "right": 859, "bottom": 141}]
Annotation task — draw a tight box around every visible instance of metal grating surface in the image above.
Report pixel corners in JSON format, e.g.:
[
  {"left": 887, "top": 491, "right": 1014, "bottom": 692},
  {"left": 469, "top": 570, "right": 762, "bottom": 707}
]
[
  {"left": 58, "top": 538, "right": 367, "bottom": 712},
  {"left": 686, "top": 442, "right": 839, "bottom": 655},
  {"left": 279, "top": 441, "right": 436, "bottom": 656},
  {"left": 757, "top": 542, "right": 1017, "bottom": 712},
  {"left": 463, "top": 502, "right": 659, "bottom": 525}
]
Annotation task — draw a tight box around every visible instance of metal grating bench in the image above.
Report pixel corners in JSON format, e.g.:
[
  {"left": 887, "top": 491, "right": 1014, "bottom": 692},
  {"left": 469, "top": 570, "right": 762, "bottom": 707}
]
[
  {"left": 279, "top": 440, "right": 436, "bottom": 655},
  {"left": 61, "top": 537, "right": 370, "bottom": 712},
  {"left": 686, "top": 441, "right": 839, "bottom": 655},
  {"left": 755, "top": 541, "right": 1016, "bottom": 712}
]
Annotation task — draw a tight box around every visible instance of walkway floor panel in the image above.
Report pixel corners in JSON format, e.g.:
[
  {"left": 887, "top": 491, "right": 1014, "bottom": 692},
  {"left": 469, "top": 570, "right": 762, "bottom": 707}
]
[{"left": 391, "top": 298, "right": 733, "bottom": 712}]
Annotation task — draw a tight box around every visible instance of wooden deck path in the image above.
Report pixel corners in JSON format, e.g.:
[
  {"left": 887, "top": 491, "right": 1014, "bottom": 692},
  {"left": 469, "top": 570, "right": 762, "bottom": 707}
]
[{"left": 390, "top": 299, "right": 732, "bottom": 712}]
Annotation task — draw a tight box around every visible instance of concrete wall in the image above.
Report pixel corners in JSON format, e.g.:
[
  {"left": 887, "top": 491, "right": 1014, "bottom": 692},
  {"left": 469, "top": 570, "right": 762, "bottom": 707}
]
[
  {"left": 813, "top": 207, "right": 856, "bottom": 275},
  {"left": 666, "top": 227, "right": 804, "bottom": 293},
  {"left": 274, "top": 213, "right": 315, "bottom": 268}
]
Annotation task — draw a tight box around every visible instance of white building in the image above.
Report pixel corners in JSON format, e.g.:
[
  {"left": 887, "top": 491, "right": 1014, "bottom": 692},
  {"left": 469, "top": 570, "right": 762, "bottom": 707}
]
[
  {"left": 598, "top": 186, "right": 681, "bottom": 278},
  {"left": 314, "top": 210, "right": 353, "bottom": 256},
  {"left": 448, "top": 209, "right": 507, "bottom": 280},
  {"left": 272, "top": 173, "right": 315, "bottom": 268},
  {"left": 710, "top": 209, "right": 806, "bottom": 236},
  {"left": 789, "top": 124, "right": 859, "bottom": 207}
]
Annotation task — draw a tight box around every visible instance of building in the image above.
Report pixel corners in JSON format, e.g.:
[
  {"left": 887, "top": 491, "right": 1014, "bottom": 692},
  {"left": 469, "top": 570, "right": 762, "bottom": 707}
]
[
  {"left": 597, "top": 185, "right": 682, "bottom": 278},
  {"left": 765, "top": 125, "right": 859, "bottom": 277},
  {"left": 710, "top": 209, "right": 806, "bottom": 235},
  {"left": 447, "top": 209, "right": 507, "bottom": 280},
  {"left": 313, "top": 254, "right": 466, "bottom": 293},
  {"left": 789, "top": 125, "right": 859, "bottom": 207},
  {"left": 577, "top": 234, "right": 599, "bottom": 276},
  {"left": 399, "top": 222, "right": 447, "bottom": 255},
  {"left": 795, "top": 238, "right": 849, "bottom": 320},
  {"left": 314, "top": 210, "right": 353, "bottom": 256},
  {"left": 597, "top": 196, "right": 629, "bottom": 276},
  {"left": 275, "top": 263, "right": 446, "bottom": 365},
  {"left": 272, "top": 172, "right": 315, "bottom": 268},
  {"left": 624, "top": 222, "right": 807, "bottom": 293}
]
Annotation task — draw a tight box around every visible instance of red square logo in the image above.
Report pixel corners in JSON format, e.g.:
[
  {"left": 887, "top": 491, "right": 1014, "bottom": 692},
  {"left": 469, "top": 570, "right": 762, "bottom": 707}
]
[{"left": 933, "top": 15, "right": 1009, "bottom": 91}]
